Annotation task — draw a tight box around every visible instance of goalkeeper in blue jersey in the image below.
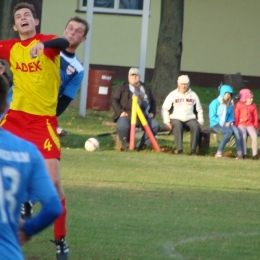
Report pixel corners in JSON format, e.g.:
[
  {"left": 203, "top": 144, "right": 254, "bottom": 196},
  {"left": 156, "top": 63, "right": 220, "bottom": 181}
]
[
  {"left": 0, "top": 74, "right": 62, "bottom": 259},
  {"left": 57, "top": 16, "right": 89, "bottom": 136}
]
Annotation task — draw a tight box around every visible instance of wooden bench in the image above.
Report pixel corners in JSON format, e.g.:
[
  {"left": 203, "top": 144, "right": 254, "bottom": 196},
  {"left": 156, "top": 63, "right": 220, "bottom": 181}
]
[
  {"left": 101, "top": 121, "right": 215, "bottom": 151},
  {"left": 199, "top": 129, "right": 216, "bottom": 150}
]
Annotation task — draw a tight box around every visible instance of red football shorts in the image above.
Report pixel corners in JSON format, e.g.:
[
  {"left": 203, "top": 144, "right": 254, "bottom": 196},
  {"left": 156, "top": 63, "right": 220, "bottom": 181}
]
[{"left": 1, "top": 110, "right": 61, "bottom": 159}]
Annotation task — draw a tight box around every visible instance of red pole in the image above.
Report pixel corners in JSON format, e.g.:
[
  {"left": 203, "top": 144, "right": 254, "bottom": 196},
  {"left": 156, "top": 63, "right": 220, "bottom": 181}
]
[{"left": 136, "top": 104, "right": 160, "bottom": 152}]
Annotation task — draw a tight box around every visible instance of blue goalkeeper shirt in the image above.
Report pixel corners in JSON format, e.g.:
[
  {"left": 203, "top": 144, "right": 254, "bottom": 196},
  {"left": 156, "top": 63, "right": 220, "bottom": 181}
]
[
  {"left": 0, "top": 128, "right": 62, "bottom": 260},
  {"left": 59, "top": 50, "right": 84, "bottom": 100}
]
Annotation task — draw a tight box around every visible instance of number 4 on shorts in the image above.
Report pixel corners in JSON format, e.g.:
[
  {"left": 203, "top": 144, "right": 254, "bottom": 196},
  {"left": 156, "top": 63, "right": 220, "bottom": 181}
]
[{"left": 44, "top": 139, "right": 52, "bottom": 151}]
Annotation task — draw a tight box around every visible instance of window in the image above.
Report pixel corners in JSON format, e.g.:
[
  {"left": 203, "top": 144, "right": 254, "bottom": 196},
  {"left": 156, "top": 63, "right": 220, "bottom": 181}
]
[{"left": 79, "top": 0, "right": 144, "bottom": 15}]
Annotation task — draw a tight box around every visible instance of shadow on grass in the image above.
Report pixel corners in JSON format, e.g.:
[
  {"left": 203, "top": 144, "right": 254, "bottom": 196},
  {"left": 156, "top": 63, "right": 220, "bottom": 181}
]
[
  {"left": 59, "top": 131, "right": 239, "bottom": 157},
  {"left": 60, "top": 132, "right": 116, "bottom": 151}
]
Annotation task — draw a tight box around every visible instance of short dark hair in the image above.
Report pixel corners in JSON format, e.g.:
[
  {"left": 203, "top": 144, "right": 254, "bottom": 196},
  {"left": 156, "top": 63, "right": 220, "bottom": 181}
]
[
  {"left": 0, "top": 75, "right": 9, "bottom": 112},
  {"left": 65, "top": 16, "right": 89, "bottom": 37},
  {"left": 13, "top": 2, "right": 37, "bottom": 24}
]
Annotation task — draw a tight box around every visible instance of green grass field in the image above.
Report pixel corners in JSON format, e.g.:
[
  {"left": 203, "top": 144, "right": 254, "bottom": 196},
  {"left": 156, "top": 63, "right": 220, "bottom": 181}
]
[{"left": 23, "top": 85, "right": 260, "bottom": 260}]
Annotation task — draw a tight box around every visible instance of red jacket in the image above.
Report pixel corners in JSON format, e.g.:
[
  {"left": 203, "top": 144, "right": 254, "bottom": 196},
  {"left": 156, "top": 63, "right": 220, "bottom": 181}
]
[{"left": 234, "top": 101, "right": 259, "bottom": 129}]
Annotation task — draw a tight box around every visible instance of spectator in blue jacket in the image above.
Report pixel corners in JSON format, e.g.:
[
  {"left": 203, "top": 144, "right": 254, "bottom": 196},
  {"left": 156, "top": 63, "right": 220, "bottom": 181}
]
[{"left": 209, "top": 84, "right": 243, "bottom": 159}]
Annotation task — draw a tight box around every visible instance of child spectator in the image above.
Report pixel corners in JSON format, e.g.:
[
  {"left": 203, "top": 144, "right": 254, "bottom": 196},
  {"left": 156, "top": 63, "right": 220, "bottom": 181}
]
[
  {"left": 209, "top": 84, "right": 243, "bottom": 158},
  {"left": 234, "top": 88, "right": 259, "bottom": 160}
]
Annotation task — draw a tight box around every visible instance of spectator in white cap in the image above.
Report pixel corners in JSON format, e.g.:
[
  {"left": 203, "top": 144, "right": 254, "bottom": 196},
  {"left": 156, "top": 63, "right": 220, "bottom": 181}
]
[
  {"left": 110, "top": 67, "right": 160, "bottom": 150},
  {"left": 161, "top": 75, "right": 204, "bottom": 155}
]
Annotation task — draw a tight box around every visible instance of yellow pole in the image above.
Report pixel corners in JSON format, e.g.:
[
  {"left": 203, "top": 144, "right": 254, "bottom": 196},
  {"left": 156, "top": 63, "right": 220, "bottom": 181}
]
[{"left": 129, "top": 96, "right": 138, "bottom": 150}]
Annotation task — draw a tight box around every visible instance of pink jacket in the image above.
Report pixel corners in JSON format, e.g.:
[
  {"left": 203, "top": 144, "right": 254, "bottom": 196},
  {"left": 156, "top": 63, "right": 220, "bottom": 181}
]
[{"left": 234, "top": 101, "right": 259, "bottom": 129}]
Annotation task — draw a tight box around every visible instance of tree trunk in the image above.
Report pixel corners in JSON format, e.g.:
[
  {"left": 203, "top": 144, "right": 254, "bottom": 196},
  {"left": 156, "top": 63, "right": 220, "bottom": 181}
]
[
  {"left": 0, "top": 0, "right": 42, "bottom": 39},
  {"left": 0, "top": 0, "right": 19, "bottom": 39},
  {"left": 151, "top": 0, "right": 184, "bottom": 100}
]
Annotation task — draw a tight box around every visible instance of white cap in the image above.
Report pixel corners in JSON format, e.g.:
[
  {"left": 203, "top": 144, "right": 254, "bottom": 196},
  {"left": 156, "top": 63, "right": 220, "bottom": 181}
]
[
  {"left": 177, "top": 75, "right": 190, "bottom": 84},
  {"left": 129, "top": 67, "right": 140, "bottom": 75}
]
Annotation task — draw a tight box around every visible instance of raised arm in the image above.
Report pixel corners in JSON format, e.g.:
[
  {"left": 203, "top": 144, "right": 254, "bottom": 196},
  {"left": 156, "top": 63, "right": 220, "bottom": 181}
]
[{"left": 30, "top": 38, "right": 70, "bottom": 58}]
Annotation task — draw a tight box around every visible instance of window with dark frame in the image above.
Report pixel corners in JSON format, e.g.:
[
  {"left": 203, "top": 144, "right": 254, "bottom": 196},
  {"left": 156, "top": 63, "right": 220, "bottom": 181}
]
[{"left": 80, "top": 0, "right": 144, "bottom": 14}]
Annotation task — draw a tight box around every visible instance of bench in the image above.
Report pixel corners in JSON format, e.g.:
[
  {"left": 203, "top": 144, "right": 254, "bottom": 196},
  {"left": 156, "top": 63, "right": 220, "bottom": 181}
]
[
  {"left": 101, "top": 121, "right": 169, "bottom": 150},
  {"left": 199, "top": 129, "right": 216, "bottom": 150},
  {"left": 101, "top": 121, "right": 215, "bottom": 151}
]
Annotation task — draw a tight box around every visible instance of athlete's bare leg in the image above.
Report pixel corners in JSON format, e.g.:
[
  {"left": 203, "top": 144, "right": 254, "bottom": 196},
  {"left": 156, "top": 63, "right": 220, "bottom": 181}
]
[{"left": 45, "top": 159, "right": 65, "bottom": 199}]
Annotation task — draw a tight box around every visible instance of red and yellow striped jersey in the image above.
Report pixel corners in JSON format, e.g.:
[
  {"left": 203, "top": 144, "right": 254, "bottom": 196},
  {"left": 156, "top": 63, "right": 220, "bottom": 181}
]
[{"left": 0, "top": 34, "right": 60, "bottom": 116}]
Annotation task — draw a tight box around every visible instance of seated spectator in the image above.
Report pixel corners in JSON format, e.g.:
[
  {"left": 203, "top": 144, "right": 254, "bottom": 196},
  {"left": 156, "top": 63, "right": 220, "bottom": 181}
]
[
  {"left": 234, "top": 88, "right": 259, "bottom": 160},
  {"left": 209, "top": 84, "right": 243, "bottom": 159},
  {"left": 0, "top": 59, "right": 12, "bottom": 87},
  {"left": 110, "top": 67, "right": 160, "bottom": 150},
  {"left": 161, "top": 75, "right": 204, "bottom": 155},
  {"left": 0, "top": 60, "right": 13, "bottom": 119}
]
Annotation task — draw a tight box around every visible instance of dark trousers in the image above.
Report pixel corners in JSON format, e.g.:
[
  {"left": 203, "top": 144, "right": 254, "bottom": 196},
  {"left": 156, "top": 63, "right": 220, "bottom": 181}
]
[
  {"left": 171, "top": 119, "right": 200, "bottom": 151},
  {"left": 117, "top": 116, "right": 160, "bottom": 148}
]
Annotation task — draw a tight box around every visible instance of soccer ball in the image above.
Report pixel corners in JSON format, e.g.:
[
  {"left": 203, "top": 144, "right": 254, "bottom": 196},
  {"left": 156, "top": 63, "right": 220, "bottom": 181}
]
[{"left": 84, "top": 138, "right": 99, "bottom": 152}]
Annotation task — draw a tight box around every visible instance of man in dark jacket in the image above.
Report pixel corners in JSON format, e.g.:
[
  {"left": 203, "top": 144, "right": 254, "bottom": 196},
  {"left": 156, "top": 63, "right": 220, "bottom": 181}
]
[{"left": 110, "top": 67, "right": 160, "bottom": 150}]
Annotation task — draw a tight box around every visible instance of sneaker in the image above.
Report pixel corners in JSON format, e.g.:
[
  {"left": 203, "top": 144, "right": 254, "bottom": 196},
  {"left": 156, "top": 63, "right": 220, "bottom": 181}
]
[
  {"left": 252, "top": 155, "right": 258, "bottom": 160},
  {"left": 138, "top": 143, "right": 152, "bottom": 151},
  {"left": 235, "top": 155, "right": 243, "bottom": 159},
  {"left": 175, "top": 150, "right": 184, "bottom": 155},
  {"left": 214, "top": 152, "right": 226, "bottom": 158},
  {"left": 57, "top": 127, "right": 70, "bottom": 137},
  {"left": 243, "top": 155, "right": 248, "bottom": 159},
  {"left": 21, "top": 201, "right": 33, "bottom": 220},
  {"left": 50, "top": 237, "right": 70, "bottom": 260}
]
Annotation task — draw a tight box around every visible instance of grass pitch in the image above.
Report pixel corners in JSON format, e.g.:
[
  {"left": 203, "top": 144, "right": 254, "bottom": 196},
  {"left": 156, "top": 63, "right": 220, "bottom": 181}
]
[{"left": 23, "top": 85, "right": 260, "bottom": 259}]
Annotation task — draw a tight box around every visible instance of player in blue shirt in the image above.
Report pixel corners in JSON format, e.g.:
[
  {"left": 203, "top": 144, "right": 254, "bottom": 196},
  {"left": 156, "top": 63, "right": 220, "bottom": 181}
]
[
  {"left": 57, "top": 17, "right": 89, "bottom": 136},
  {"left": 0, "top": 74, "right": 62, "bottom": 260}
]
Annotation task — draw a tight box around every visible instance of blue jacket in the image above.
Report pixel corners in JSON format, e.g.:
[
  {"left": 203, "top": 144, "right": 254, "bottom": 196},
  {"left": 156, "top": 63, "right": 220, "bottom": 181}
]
[{"left": 209, "top": 85, "right": 234, "bottom": 128}]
